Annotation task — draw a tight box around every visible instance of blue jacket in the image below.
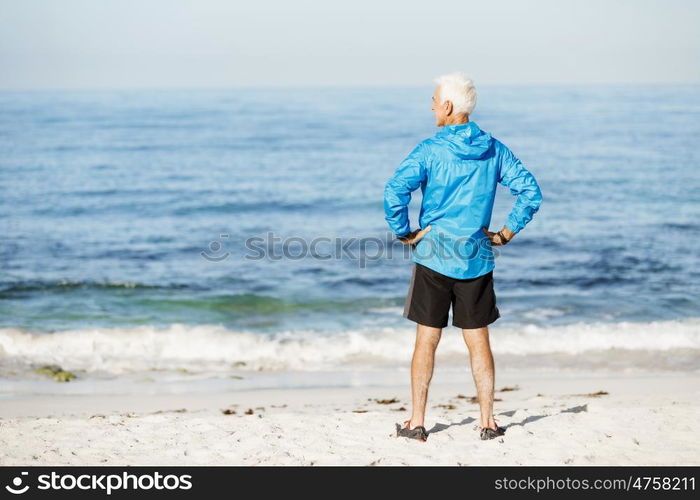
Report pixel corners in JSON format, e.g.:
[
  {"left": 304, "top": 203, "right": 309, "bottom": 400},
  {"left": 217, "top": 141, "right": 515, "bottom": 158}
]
[{"left": 384, "top": 121, "right": 542, "bottom": 279}]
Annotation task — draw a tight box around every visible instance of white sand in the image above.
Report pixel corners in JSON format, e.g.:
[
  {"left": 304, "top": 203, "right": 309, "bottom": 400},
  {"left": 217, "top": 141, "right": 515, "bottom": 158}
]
[{"left": 1, "top": 372, "right": 699, "bottom": 466}]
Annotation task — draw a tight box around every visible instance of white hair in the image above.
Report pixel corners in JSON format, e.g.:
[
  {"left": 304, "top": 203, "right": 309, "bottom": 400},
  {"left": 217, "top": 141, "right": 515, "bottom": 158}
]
[{"left": 433, "top": 72, "right": 477, "bottom": 116}]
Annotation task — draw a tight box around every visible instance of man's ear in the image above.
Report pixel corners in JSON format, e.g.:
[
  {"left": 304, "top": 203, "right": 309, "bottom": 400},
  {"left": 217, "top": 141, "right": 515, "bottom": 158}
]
[{"left": 444, "top": 100, "right": 453, "bottom": 116}]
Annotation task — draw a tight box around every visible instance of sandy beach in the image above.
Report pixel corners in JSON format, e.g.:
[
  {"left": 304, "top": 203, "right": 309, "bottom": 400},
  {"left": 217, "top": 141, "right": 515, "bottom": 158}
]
[{"left": 2, "top": 371, "right": 698, "bottom": 466}]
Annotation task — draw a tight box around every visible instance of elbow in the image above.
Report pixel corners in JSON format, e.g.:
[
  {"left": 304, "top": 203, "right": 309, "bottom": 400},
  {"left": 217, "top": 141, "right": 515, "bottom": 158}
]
[
  {"left": 529, "top": 181, "right": 543, "bottom": 211},
  {"left": 532, "top": 193, "right": 543, "bottom": 212},
  {"left": 383, "top": 179, "right": 398, "bottom": 204}
]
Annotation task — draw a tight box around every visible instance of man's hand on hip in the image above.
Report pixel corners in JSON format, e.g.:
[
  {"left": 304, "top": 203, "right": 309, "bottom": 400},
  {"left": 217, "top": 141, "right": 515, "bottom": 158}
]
[
  {"left": 482, "top": 226, "right": 514, "bottom": 246},
  {"left": 398, "top": 226, "right": 432, "bottom": 248}
]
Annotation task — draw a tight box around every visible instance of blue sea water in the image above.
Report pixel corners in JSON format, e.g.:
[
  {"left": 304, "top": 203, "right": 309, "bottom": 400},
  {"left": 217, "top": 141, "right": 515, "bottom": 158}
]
[{"left": 1, "top": 86, "right": 699, "bottom": 374}]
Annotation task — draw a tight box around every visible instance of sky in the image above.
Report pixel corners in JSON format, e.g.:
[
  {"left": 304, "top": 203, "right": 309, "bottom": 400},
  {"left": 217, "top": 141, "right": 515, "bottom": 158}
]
[{"left": 0, "top": 0, "right": 698, "bottom": 89}]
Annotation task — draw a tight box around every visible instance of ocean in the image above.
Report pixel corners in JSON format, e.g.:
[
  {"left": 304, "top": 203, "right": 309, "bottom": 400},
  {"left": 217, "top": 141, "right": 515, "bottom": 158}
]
[{"left": 1, "top": 85, "right": 699, "bottom": 382}]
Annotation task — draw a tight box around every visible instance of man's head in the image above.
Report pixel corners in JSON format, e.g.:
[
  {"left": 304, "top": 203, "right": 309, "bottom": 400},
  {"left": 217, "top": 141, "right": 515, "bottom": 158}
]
[{"left": 431, "top": 72, "right": 477, "bottom": 127}]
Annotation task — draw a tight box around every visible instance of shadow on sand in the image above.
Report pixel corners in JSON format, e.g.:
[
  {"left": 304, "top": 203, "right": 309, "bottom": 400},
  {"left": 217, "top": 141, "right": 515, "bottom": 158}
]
[{"left": 427, "top": 404, "right": 588, "bottom": 435}]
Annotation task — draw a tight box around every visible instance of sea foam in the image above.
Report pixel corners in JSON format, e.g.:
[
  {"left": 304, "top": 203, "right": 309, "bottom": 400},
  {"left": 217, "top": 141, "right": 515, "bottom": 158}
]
[{"left": 0, "top": 318, "right": 698, "bottom": 374}]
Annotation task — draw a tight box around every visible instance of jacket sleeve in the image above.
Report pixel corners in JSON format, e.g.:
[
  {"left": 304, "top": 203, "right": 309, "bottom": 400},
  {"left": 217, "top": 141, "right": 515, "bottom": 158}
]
[
  {"left": 498, "top": 143, "right": 543, "bottom": 234},
  {"left": 384, "top": 143, "right": 427, "bottom": 237}
]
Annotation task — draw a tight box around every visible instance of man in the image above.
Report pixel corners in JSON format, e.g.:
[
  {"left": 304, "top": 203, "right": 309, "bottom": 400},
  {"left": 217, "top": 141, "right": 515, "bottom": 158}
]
[{"left": 384, "top": 72, "right": 543, "bottom": 441}]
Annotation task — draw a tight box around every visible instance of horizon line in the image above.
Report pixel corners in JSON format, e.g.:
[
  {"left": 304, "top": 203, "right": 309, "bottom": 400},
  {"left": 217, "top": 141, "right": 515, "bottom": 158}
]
[{"left": 1, "top": 81, "right": 699, "bottom": 92}]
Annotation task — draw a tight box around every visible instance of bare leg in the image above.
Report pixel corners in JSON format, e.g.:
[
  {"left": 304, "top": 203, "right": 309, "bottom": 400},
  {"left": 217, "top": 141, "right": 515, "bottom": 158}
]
[
  {"left": 408, "top": 324, "right": 442, "bottom": 428},
  {"left": 462, "top": 326, "right": 497, "bottom": 430}
]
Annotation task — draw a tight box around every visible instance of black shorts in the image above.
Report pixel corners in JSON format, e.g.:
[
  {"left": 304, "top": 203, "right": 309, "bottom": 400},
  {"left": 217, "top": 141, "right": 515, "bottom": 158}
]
[{"left": 403, "top": 263, "right": 500, "bottom": 329}]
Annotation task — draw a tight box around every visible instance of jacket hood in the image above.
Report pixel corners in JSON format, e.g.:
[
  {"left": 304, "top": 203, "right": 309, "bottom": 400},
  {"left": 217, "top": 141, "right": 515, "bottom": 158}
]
[{"left": 435, "top": 121, "right": 493, "bottom": 160}]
